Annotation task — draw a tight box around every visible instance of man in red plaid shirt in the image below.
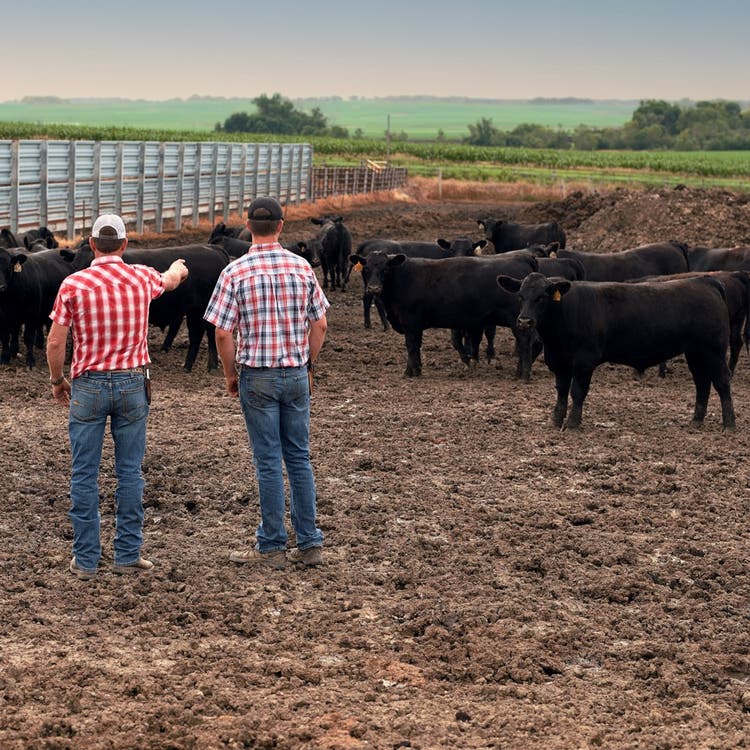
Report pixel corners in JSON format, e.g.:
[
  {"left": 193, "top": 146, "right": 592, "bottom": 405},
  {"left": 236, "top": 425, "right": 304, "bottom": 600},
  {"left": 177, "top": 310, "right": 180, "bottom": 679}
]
[
  {"left": 46, "top": 214, "right": 188, "bottom": 581},
  {"left": 204, "top": 197, "right": 329, "bottom": 570}
]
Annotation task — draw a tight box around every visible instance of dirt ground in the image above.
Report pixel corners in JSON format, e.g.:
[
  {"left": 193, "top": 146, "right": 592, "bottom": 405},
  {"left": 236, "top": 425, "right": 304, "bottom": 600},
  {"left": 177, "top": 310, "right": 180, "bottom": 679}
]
[{"left": 2, "top": 183, "right": 750, "bottom": 749}]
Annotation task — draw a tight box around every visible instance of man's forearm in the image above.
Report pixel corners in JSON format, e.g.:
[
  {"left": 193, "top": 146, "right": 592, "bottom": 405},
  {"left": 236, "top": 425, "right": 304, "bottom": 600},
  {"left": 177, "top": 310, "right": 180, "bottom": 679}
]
[{"left": 214, "top": 329, "right": 237, "bottom": 377}]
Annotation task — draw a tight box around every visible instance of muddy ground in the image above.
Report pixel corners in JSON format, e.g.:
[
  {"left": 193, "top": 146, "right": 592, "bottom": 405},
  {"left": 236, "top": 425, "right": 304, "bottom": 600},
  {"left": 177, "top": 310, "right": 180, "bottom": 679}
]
[{"left": 1, "top": 184, "right": 750, "bottom": 749}]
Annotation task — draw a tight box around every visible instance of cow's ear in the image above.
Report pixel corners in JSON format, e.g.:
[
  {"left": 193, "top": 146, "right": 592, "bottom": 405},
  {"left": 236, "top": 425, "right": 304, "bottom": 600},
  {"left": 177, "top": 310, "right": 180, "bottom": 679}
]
[
  {"left": 548, "top": 242, "right": 560, "bottom": 254},
  {"left": 349, "top": 254, "right": 365, "bottom": 266},
  {"left": 497, "top": 275, "right": 521, "bottom": 293},
  {"left": 387, "top": 254, "right": 407, "bottom": 267},
  {"left": 549, "top": 281, "right": 571, "bottom": 301},
  {"left": 297, "top": 241, "right": 306, "bottom": 251},
  {"left": 436, "top": 238, "right": 450, "bottom": 250},
  {"left": 311, "top": 218, "right": 323, "bottom": 225},
  {"left": 473, "top": 240, "right": 488, "bottom": 253},
  {"left": 477, "top": 219, "right": 485, "bottom": 228},
  {"left": 332, "top": 216, "right": 343, "bottom": 223}
]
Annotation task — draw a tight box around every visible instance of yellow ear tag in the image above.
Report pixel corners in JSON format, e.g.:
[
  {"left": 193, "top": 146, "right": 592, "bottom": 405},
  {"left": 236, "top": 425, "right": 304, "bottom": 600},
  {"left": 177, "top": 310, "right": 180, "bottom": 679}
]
[
  {"left": 552, "top": 290, "right": 562, "bottom": 302},
  {"left": 354, "top": 262, "right": 363, "bottom": 272},
  {"left": 13, "top": 262, "right": 22, "bottom": 273}
]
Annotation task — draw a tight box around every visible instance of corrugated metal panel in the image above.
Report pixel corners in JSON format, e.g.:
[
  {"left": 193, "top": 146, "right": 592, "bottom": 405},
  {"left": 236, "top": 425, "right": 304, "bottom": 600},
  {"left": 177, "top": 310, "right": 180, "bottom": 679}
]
[{"left": 0, "top": 139, "right": 314, "bottom": 239}]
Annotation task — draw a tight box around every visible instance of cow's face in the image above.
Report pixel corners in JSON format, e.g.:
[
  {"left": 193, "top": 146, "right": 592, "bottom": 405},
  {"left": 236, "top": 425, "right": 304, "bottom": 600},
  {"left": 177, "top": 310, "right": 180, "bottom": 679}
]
[
  {"left": 0, "top": 249, "right": 26, "bottom": 292},
  {"left": 477, "top": 218, "right": 498, "bottom": 242},
  {"left": 439, "top": 237, "right": 487, "bottom": 257},
  {"left": 40, "top": 227, "right": 58, "bottom": 249},
  {"left": 350, "top": 252, "right": 405, "bottom": 296},
  {"left": 498, "top": 272, "right": 570, "bottom": 330}
]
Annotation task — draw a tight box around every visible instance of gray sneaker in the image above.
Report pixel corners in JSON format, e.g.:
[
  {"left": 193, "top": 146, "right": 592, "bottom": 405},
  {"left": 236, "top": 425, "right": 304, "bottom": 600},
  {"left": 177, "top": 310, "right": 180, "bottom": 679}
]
[
  {"left": 113, "top": 557, "right": 154, "bottom": 575},
  {"left": 229, "top": 548, "right": 287, "bottom": 570},
  {"left": 69, "top": 558, "right": 96, "bottom": 581},
  {"left": 288, "top": 546, "right": 323, "bottom": 567}
]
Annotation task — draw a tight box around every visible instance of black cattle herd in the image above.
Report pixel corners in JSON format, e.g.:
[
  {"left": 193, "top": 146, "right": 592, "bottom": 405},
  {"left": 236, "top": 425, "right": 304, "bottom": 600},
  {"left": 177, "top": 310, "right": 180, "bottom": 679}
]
[{"left": 1, "top": 214, "right": 749, "bottom": 431}]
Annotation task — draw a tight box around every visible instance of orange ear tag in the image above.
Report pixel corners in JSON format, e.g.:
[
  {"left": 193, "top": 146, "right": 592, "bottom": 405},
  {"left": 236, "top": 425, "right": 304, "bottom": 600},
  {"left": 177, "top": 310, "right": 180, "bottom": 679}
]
[
  {"left": 552, "top": 290, "right": 562, "bottom": 302},
  {"left": 354, "top": 262, "right": 363, "bottom": 272},
  {"left": 13, "top": 262, "right": 22, "bottom": 273}
]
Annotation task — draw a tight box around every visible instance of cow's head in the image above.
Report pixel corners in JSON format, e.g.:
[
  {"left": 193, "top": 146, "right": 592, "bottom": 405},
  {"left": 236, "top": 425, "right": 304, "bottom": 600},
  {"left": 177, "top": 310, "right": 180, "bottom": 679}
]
[
  {"left": 349, "top": 251, "right": 406, "bottom": 296},
  {"left": 208, "top": 222, "right": 229, "bottom": 244},
  {"left": 286, "top": 241, "right": 319, "bottom": 268},
  {"left": 497, "top": 272, "right": 570, "bottom": 330},
  {"left": 0, "top": 249, "right": 27, "bottom": 292},
  {"left": 0, "top": 228, "right": 18, "bottom": 249},
  {"left": 36, "top": 227, "right": 58, "bottom": 249},
  {"left": 438, "top": 237, "right": 488, "bottom": 257},
  {"left": 477, "top": 218, "right": 499, "bottom": 241}
]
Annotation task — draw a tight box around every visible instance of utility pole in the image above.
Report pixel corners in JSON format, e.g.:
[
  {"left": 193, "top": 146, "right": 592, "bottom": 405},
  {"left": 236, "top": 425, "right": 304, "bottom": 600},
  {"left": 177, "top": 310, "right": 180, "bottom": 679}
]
[{"left": 386, "top": 114, "right": 391, "bottom": 164}]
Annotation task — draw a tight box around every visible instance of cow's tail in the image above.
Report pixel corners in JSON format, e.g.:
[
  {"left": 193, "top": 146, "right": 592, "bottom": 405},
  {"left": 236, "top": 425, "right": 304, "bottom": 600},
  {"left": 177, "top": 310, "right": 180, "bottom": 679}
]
[{"left": 741, "top": 271, "right": 750, "bottom": 352}]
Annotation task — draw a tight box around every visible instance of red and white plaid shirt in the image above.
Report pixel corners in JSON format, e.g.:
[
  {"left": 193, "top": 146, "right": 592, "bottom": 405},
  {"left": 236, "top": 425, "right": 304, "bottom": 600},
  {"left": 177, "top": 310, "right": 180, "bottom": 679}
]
[
  {"left": 204, "top": 242, "right": 329, "bottom": 368},
  {"left": 50, "top": 255, "right": 165, "bottom": 379}
]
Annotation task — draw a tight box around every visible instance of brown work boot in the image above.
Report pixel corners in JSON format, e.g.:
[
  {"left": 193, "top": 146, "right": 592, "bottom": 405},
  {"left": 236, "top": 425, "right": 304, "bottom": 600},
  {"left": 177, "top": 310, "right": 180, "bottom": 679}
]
[
  {"left": 229, "top": 548, "right": 287, "bottom": 570},
  {"left": 113, "top": 557, "right": 154, "bottom": 575},
  {"left": 288, "top": 546, "right": 323, "bottom": 567},
  {"left": 69, "top": 557, "right": 96, "bottom": 581}
]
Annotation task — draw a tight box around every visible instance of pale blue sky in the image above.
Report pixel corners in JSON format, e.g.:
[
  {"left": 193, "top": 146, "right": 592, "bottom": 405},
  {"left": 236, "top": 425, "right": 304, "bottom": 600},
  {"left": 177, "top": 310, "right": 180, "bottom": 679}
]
[{"left": 3, "top": 0, "right": 748, "bottom": 101}]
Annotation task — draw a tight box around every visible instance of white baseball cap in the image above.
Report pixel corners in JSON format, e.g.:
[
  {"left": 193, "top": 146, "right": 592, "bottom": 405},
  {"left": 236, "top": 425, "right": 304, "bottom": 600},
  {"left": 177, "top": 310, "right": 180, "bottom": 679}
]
[{"left": 92, "top": 214, "right": 127, "bottom": 239}]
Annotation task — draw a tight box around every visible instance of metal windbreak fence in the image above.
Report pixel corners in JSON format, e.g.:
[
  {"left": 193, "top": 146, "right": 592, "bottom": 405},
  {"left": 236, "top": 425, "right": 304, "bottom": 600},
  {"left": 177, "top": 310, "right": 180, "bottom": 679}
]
[
  {"left": 311, "top": 164, "right": 408, "bottom": 200},
  {"left": 0, "top": 140, "right": 313, "bottom": 240}
]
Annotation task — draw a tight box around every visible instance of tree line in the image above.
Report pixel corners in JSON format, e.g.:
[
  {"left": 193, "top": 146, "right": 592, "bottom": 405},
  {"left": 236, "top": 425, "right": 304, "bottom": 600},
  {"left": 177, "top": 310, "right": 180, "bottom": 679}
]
[{"left": 217, "top": 95, "right": 750, "bottom": 151}]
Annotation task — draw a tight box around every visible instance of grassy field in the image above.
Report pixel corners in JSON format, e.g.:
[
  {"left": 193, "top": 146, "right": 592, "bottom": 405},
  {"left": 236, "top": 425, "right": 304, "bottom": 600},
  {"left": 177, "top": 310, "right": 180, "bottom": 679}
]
[{"left": 0, "top": 97, "right": 639, "bottom": 139}]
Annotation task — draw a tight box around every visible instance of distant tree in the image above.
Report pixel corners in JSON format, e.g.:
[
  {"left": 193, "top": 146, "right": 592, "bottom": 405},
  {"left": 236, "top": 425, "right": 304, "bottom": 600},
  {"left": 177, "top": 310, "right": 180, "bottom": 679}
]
[
  {"left": 353, "top": 128, "right": 364, "bottom": 139},
  {"left": 465, "top": 118, "right": 501, "bottom": 146},
  {"left": 631, "top": 100, "right": 681, "bottom": 135},
  {"left": 436, "top": 128, "right": 446, "bottom": 142}
]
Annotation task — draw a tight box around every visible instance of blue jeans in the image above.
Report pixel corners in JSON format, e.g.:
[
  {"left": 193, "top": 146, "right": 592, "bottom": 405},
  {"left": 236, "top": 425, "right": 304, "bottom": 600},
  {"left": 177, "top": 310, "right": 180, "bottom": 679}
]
[
  {"left": 68, "top": 371, "right": 149, "bottom": 572},
  {"left": 239, "top": 366, "right": 323, "bottom": 553}
]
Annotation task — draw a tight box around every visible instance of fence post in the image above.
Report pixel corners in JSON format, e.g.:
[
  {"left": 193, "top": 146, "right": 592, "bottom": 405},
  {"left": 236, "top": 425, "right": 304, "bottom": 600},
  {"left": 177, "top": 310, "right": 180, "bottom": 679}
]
[
  {"left": 90, "top": 141, "right": 100, "bottom": 230},
  {"left": 9, "top": 140, "right": 19, "bottom": 235},
  {"left": 67, "top": 141, "right": 76, "bottom": 241},
  {"left": 192, "top": 143, "right": 202, "bottom": 227},
  {"left": 156, "top": 142, "right": 166, "bottom": 234},
  {"left": 114, "top": 142, "right": 124, "bottom": 217},
  {"left": 223, "top": 144, "right": 233, "bottom": 221},
  {"left": 136, "top": 141, "right": 146, "bottom": 234},
  {"left": 295, "top": 145, "right": 303, "bottom": 206},
  {"left": 238, "top": 143, "right": 248, "bottom": 217},
  {"left": 208, "top": 142, "right": 218, "bottom": 225},
  {"left": 40, "top": 140, "right": 49, "bottom": 229},
  {"left": 175, "top": 142, "right": 185, "bottom": 231}
]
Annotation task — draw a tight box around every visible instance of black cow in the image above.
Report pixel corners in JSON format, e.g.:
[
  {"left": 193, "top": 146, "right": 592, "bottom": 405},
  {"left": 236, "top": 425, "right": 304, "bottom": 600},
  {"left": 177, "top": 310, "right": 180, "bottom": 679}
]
[
  {"left": 630, "top": 270, "right": 750, "bottom": 375},
  {"left": 497, "top": 272, "right": 736, "bottom": 430},
  {"left": 19, "top": 227, "right": 58, "bottom": 250},
  {"left": 348, "top": 250, "right": 539, "bottom": 377},
  {"left": 686, "top": 245, "right": 750, "bottom": 272},
  {"left": 67, "top": 243, "right": 230, "bottom": 372},
  {"left": 0, "top": 247, "right": 74, "bottom": 367},
  {"left": 209, "top": 235, "right": 316, "bottom": 266},
  {"left": 208, "top": 222, "right": 252, "bottom": 244},
  {"left": 556, "top": 241, "right": 689, "bottom": 281},
  {"left": 478, "top": 218, "right": 566, "bottom": 253},
  {"left": 308, "top": 216, "right": 352, "bottom": 291},
  {"left": 0, "top": 228, "right": 19, "bottom": 249},
  {"left": 351, "top": 238, "right": 488, "bottom": 330}
]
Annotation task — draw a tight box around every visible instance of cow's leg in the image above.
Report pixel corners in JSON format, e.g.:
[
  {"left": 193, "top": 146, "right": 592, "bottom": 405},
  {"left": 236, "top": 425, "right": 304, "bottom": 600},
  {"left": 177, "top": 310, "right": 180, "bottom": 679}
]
[
  {"left": 182, "top": 314, "right": 205, "bottom": 373},
  {"left": 513, "top": 328, "right": 534, "bottom": 381},
  {"left": 483, "top": 325, "right": 496, "bottom": 363},
  {"left": 404, "top": 330, "right": 423, "bottom": 377},
  {"left": 728, "top": 325, "right": 742, "bottom": 374},
  {"left": 374, "top": 297, "right": 388, "bottom": 331},
  {"left": 685, "top": 354, "right": 712, "bottom": 427},
  {"left": 362, "top": 292, "right": 373, "bottom": 329},
  {"left": 205, "top": 323, "right": 219, "bottom": 372},
  {"left": 450, "top": 329, "right": 471, "bottom": 365},
  {"left": 552, "top": 370, "right": 572, "bottom": 428},
  {"left": 467, "top": 327, "right": 483, "bottom": 365},
  {"left": 565, "top": 369, "right": 593, "bottom": 429},
  {"left": 23, "top": 323, "right": 37, "bottom": 369},
  {"left": 706, "top": 355, "right": 736, "bottom": 430},
  {"left": 161, "top": 317, "right": 183, "bottom": 353}
]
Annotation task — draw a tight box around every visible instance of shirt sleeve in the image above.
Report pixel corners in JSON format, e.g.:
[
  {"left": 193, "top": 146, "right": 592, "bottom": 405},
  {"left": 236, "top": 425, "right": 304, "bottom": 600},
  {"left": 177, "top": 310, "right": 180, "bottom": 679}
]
[
  {"left": 49, "top": 282, "right": 72, "bottom": 327},
  {"left": 204, "top": 268, "right": 239, "bottom": 331},
  {"left": 307, "top": 272, "right": 330, "bottom": 322}
]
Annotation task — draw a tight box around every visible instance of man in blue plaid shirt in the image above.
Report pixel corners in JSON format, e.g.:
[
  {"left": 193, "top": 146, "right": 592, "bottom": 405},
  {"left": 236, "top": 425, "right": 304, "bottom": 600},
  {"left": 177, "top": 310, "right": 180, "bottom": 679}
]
[{"left": 205, "top": 197, "right": 329, "bottom": 570}]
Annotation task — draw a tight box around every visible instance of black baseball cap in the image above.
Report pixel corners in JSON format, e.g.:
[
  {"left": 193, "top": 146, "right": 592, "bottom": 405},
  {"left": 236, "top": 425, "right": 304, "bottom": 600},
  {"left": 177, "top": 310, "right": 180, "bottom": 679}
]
[{"left": 247, "top": 197, "right": 283, "bottom": 221}]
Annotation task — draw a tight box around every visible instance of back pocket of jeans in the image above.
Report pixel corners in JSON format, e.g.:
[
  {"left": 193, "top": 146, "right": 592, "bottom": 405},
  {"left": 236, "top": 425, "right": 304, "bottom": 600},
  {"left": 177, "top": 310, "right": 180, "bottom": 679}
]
[
  {"left": 70, "top": 385, "right": 100, "bottom": 422},
  {"left": 120, "top": 384, "right": 148, "bottom": 422}
]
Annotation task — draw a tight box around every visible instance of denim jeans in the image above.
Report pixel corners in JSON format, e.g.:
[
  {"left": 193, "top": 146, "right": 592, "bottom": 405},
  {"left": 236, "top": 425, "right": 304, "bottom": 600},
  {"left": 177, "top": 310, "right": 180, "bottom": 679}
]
[
  {"left": 239, "top": 365, "right": 323, "bottom": 553},
  {"left": 68, "top": 370, "right": 149, "bottom": 572}
]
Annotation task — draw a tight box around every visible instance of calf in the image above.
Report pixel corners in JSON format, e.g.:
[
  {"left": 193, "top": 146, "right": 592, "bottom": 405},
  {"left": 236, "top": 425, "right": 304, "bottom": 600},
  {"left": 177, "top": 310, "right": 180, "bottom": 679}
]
[
  {"left": 556, "top": 241, "right": 689, "bottom": 281},
  {"left": 208, "top": 222, "right": 252, "bottom": 244},
  {"left": 349, "top": 250, "right": 538, "bottom": 377},
  {"left": 478, "top": 218, "right": 566, "bottom": 253},
  {"left": 309, "top": 216, "right": 352, "bottom": 291},
  {"left": 497, "top": 272, "right": 735, "bottom": 430},
  {"left": 0, "top": 247, "right": 74, "bottom": 367}
]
